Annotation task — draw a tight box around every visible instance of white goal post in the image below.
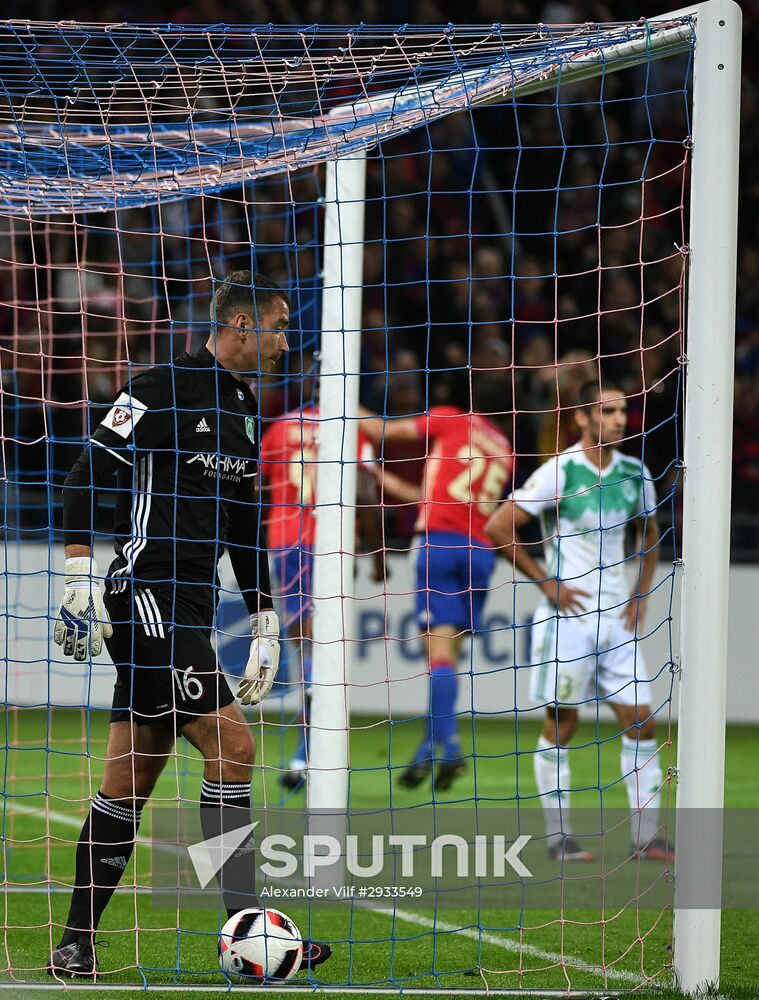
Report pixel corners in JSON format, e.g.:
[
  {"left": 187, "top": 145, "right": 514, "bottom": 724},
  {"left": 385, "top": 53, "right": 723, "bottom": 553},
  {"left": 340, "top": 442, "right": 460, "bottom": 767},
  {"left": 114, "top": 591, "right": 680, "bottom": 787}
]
[
  {"left": 308, "top": 148, "right": 367, "bottom": 818},
  {"left": 308, "top": 1, "right": 742, "bottom": 994},
  {"left": 671, "top": 1, "right": 741, "bottom": 994}
]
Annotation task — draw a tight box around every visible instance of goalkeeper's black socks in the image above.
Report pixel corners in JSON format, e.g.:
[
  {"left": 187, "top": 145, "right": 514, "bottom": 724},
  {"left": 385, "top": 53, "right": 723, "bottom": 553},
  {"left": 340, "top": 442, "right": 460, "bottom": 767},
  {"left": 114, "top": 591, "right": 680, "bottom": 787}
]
[
  {"left": 199, "top": 778, "right": 257, "bottom": 919},
  {"left": 59, "top": 791, "right": 143, "bottom": 947}
]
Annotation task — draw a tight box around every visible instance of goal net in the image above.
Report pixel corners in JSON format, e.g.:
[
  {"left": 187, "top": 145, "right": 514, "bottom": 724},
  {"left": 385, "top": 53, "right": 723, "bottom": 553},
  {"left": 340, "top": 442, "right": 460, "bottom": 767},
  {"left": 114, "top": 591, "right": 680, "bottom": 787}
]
[{"left": 0, "top": 11, "right": 739, "bottom": 994}]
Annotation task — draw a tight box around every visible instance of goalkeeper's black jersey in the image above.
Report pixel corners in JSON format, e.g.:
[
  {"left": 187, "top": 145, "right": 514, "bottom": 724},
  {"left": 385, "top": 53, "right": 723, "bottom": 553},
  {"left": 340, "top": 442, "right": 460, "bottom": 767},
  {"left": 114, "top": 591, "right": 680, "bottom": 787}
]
[{"left": 63, "top": 346, "right": 270, "bottom": 614}]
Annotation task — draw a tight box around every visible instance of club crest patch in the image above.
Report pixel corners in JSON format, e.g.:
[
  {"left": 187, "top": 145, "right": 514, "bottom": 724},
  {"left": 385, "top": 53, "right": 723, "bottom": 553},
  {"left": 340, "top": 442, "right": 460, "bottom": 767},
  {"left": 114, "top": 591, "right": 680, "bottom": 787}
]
[
  {"left": 101, "top": 392, "right": 148, "bottom": 439},
  {"left": 111, "top": 407, "right": 131, "bottom": 428}
]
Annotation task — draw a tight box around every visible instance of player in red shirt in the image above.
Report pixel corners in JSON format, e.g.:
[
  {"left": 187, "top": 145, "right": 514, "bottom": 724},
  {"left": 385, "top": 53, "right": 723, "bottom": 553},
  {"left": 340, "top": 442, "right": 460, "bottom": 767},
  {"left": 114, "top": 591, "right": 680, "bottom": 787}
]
[
  {"left": 360, "top": 373, "right": 513, "bottom": 790},
  {"left": 260, "top": 398, "right": 382, "bottom": 790}
]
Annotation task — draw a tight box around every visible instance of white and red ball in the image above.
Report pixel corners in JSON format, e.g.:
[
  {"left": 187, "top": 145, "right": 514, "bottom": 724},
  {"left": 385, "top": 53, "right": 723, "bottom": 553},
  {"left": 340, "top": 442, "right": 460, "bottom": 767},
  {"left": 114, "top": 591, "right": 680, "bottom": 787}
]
[{"left": 218, "top": 907, "right": 303, "bottom": 983}]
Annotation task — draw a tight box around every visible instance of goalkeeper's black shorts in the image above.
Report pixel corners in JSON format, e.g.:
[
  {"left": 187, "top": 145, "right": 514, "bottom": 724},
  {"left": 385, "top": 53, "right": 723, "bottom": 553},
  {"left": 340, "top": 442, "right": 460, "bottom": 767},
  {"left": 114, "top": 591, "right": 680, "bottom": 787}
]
[{"left": 104, "top": 585, "right": 235, "bottom": 732}]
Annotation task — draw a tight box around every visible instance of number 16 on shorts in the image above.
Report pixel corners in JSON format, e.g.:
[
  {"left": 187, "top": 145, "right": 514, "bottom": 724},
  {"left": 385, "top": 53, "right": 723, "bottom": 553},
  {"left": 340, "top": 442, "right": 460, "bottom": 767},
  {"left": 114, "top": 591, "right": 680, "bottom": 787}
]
[{"left": 174, "top": 665, "right": 205, "bottom": 702}]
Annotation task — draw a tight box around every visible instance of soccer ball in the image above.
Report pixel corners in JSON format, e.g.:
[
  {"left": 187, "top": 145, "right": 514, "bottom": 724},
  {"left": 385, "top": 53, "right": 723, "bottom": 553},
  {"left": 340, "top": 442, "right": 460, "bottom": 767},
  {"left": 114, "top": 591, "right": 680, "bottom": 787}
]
[{"left": 218, "top": 907, "right": 303, "bottom": 983}]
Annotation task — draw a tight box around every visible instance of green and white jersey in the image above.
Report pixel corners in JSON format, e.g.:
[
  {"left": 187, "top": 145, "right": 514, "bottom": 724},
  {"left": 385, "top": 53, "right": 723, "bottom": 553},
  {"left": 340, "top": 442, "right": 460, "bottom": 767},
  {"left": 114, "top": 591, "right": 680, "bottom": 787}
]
[{"left": 511, "top": 443, "right": 656, "bottom": 617}]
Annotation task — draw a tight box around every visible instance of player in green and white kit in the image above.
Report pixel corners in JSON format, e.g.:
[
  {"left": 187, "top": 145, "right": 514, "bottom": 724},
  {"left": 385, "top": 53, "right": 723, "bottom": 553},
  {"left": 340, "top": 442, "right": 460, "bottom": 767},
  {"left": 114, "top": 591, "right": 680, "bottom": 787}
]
[{"left": 486, "top": 382, "right": 672, "bottom": 862}]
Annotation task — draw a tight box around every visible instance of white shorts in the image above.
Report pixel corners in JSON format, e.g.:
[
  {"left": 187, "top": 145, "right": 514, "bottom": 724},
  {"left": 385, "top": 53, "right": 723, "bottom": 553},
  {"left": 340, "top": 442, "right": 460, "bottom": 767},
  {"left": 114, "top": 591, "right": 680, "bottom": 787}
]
[{"left": 528, "top": 603, "right": 650, "bottom": 707}]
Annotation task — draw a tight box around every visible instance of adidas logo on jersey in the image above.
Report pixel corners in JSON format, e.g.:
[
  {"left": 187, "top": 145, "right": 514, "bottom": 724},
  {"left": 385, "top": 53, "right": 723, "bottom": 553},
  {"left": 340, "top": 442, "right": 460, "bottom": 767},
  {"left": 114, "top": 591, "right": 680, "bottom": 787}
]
[
  {"left": 100, "top": 855, "right": 128, "bottom": 869},
  {"left": 195, "top": 417, "right": 211, "bottom": 434}
]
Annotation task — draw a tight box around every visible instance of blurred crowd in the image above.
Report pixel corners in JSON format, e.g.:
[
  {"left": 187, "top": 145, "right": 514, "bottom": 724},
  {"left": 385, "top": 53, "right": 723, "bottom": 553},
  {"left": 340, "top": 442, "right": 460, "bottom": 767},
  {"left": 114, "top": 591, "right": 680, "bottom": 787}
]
[{"left": 1, "top": 1, "right": 756, "bottom": 555}]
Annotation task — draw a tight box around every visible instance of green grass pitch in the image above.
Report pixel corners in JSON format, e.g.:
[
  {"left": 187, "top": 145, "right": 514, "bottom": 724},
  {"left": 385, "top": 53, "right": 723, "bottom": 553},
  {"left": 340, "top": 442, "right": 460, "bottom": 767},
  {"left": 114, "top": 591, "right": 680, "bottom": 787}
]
[{"left": 1, "top": 709, "right": 756, "bottom": 998}]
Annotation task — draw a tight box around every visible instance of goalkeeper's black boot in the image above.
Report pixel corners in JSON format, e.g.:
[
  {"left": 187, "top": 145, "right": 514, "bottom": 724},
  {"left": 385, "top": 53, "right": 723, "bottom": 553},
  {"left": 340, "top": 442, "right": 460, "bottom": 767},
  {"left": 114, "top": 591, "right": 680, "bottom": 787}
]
[
  {"left": 48, "top": 936, "right": 98, "bottom": 978},
  {"left": 300, "top": 940, "right": 333, "bottom": 972},
  {"left": 433, "top": 758, "right": 466, "bottom": 792},
  {"left": 398, "top": 760, "right": 432, "bottom": 789}
]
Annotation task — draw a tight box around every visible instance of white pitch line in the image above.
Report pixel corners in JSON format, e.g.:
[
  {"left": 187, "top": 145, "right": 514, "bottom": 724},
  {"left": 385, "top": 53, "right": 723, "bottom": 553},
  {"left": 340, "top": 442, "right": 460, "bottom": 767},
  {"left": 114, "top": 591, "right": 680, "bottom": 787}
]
[
  {"left": 4, "top": 800, "right": 649, "bottom": 989},
  {"left": 380, "top": 908, "right": 646, "bottom": 988},
  {"left": 4, "top": 800, "right": 152, "bottom": 846},
  {"left": 2, "top": 886, "right": 152, "bottom": 894}
]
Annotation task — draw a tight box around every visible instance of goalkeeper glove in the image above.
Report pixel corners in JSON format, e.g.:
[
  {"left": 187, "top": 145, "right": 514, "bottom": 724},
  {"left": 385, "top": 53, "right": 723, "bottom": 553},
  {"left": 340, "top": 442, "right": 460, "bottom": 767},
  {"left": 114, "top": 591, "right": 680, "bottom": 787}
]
[
  {"left": 238, "top": 610, "right": 280, "bottom": 706},
  {"left": 53, "top": 557, "right": 113, "bottom": 661}
]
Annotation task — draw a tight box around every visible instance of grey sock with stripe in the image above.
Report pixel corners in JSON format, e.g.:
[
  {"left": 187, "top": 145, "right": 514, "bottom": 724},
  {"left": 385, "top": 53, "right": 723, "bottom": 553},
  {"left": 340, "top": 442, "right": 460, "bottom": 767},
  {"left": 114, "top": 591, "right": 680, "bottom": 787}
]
[
  {"left": 199, "top": 779, "right": 257, "bottom": 918},
  {"left": 534, "top": 736, "right": 573, "bottom": 848},
  {"left": 621, "top": 736, "right": 663, "bottom": 849},
  {"left": 60, "top": 791, "right": 143, "bottom": 947}
]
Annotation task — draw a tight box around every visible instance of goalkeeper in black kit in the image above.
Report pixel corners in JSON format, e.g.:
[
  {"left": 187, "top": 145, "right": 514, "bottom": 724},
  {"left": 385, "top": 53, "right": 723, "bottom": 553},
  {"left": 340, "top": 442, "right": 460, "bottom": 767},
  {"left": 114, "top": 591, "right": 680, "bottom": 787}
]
[{"left": 49, "top": 270, "right": 332, "bottom": 978}]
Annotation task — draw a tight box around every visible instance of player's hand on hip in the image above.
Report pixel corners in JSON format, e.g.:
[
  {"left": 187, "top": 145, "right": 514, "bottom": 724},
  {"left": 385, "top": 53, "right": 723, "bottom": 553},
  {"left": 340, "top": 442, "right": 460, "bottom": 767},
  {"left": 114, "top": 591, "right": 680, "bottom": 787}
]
[
  {"left": 239, "top": 610, "right": 281, "bottom": 706},
  {"left": 53, "top": 557, "right": 113, "bottom": 661},
  {"left": 541, "top": 578, "right": 589, "bottom": 616}
]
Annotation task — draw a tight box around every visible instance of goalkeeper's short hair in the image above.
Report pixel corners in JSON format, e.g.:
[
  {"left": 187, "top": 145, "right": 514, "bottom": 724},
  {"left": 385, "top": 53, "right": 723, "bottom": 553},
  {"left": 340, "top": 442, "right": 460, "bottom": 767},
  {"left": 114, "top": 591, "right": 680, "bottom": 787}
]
[{"left": 211, "top": 270, "right": 289, "bottom": 325}]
